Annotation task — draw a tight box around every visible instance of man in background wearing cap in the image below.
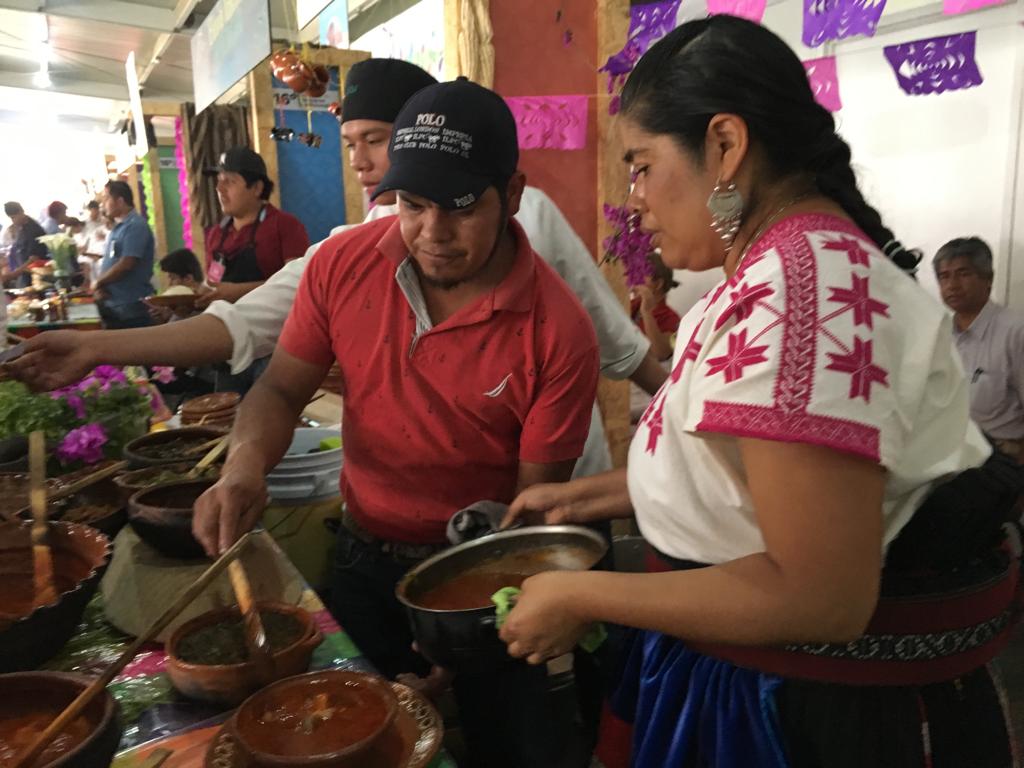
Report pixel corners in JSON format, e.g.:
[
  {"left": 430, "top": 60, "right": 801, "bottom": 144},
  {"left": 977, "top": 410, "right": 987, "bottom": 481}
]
[
  {"left": 94, "top": 180, "right": 155, "bottom": 329},
  {"left": 8, "top": 58, "right": 665, "bottom": 482},
  {"left": 2, "top": 201, "right": 47, "bottom": 288},
  {"left": 194, "top": 147, "right": 308, "bottom": 309},
  {"left": 194, "top": 79, "right": 600, "bottom": 766}
]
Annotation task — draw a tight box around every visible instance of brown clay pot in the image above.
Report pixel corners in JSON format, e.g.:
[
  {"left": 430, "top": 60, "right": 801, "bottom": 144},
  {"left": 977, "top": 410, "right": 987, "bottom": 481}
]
[
  {"left": 17, "top": 477, "right": 127, "bottom": 539},
  {"left": 270, "top": 50, "right": 298, "bottom": 79},
  {"left": 123, "top": 426, "right": 227, "bottom": 468},
  {"left": 0, "top": 522, "right": 111, "bottom": 671},
  {"left": 305, "top": 80, "right": 328, "bottom": 98},
  {"left": 166, "top": 602, "right": 322, "bottom": 705},
  {"left": 127, "top": 478, "right": 218, "bottom": 560},
  {"left": 229, "top": 670, "right": 399, "bottom": 767},
  {"left": 312, "top": 64, "right": 330, "bottom": 85},
  {"left": 0, "top": 671, "right": 123, "bottom": 767},
  {"left": 282, "top": 61, "right": 314, "bottom": 94}
]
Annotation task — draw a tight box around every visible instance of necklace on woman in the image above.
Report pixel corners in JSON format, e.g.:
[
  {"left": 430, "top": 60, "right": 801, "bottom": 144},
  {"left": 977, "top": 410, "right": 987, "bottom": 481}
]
[{"left": 732, "top": 192, "right": 816, "bottom": 269}]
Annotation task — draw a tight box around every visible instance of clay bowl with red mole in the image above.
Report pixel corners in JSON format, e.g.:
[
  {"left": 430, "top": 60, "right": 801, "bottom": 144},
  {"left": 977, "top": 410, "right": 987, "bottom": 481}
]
[
  {"left": 128, "top": 479, "right": 217, "bottom": 560},
  {"left": 0, "top": 522, "right": 111, "bottom": 672},
  {"left": 0, "top": 671, "right": 122, "bottom": 768},
  {"left": 123, "top": 426, "right": 228, "bottom": 469},
  {"left": 229, "top": 670, "right": 399, "bottom": 768},
  {"left": 166, "top": 602, "right": 323, "bottom": 705}
]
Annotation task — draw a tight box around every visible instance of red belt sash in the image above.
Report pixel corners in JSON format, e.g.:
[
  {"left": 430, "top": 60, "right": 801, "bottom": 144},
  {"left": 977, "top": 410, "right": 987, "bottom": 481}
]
[{"left": 645, "top": 546, "right": 1022, "bottom": 686}]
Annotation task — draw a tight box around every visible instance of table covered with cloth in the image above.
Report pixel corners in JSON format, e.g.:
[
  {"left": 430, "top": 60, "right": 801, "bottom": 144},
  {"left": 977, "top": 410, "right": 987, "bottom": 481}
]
[{"left": 41, "top": 579, "right": 456, "bottom": 767}]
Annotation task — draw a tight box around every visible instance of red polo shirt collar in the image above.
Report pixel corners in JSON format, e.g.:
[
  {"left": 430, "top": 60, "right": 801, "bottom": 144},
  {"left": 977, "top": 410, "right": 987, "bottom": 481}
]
[{"left": 375, "top": 217, "right": 536, "bottom": 320}]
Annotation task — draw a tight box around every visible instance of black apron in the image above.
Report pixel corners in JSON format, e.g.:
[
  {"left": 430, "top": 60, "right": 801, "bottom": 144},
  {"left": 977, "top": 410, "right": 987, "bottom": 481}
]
[{"left": 210, "top": 207, "right": 266, "bottom": 283}]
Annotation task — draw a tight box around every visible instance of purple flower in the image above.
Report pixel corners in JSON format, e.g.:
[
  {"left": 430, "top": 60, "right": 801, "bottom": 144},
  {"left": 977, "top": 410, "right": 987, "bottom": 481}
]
[
  {"left": 150, "top": 366, "right": 176, "bottom": 385},
  {"left": 56, "top": 423, "right": 108, "bottom": 465},
  {"left": 602, "top": 204, "right": 655, "bottom": 288},
  {"left": 93, "top": 365, "right": 127, "bottom": 383},
  {"left": 64, "top": 394, "right": 87, "bottom": 420}
]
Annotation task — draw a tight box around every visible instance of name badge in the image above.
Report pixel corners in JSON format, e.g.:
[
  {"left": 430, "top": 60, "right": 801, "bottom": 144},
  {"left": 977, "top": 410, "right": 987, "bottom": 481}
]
[{"left": 208, "top": 260, "right": 225, "bottom": 283}]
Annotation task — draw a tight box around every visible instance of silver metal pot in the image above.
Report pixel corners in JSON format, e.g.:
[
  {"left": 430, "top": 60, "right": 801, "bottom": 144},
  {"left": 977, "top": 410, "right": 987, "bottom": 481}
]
[{"left": 395, "top": 526, "right": 607, "bottom": 673}]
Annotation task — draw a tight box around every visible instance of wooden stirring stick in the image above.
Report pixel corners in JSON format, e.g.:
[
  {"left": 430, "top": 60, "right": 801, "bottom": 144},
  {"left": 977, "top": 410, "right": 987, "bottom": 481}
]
[
  {"left": 11, "top": 532, "right": 258, "bottom": 768},
  {"left": 29, "top": 431, "right": 56, "bottom": 608},
  {"left": 48, "top": 460, "right": 129, "bottom": 504},
  {"left": 228, "top": 558, "right": 276, "bottom": 683},
  {"left": 185, "top": 436, "right": 229, "bottom": 480}
]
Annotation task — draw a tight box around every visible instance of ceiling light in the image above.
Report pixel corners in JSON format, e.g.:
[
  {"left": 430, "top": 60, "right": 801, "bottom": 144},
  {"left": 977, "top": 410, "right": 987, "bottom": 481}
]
[{"left": 33, "top": 68, "right": 51, "bottom": 88}]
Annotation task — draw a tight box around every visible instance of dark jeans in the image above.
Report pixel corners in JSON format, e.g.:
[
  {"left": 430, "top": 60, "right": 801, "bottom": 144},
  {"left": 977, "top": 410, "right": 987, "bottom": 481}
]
[
  {"left": 97, "top": 301, "right": 152, "bottom": 330},
  {"left": 325, "top": 526, "right": 601, "bottom": 768}
]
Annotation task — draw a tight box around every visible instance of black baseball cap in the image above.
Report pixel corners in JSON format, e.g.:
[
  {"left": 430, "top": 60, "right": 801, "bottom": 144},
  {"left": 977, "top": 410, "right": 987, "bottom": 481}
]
[
  {"left": 372, "top": 78, "right": 519, "bottom": 210},
  {"left": 205, "top": 147, "right": 268, "bottom": 180},
  {"left": 341, "top": 58, "right": 437, "bottom": 124}
]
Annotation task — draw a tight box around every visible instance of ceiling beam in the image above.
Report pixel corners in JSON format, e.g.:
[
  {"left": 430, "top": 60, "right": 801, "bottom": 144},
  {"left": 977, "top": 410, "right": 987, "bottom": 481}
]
[
  {"left": 139, "top": 0, "right": 202, "bottom": 85},
  {"left": 0, "top": 0, "right": 178, "bottom": 32},
  {"left": 0, "top": 68, "right": 129, "bottom": 99}
]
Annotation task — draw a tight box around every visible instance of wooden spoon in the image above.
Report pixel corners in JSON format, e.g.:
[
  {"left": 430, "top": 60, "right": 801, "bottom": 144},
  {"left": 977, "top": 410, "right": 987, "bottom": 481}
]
[
  {"left": 185, "top": 436, "right": 229, "bottom": 480},
  {"left": 11, "top": 532, "right": 258, "bottom": 768},
  {"left": 48, "top": 460, "right": 129, "bottom": 504},
  {"left": 228, "top": 558, "right": 276, "bottom": 684},
  {"left": 29, "top": 431, "right": 56, "bottom": 608}
]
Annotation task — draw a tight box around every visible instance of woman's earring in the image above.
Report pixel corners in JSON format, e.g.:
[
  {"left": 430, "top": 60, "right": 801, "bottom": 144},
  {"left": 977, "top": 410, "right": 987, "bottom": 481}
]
[{"left": 707, "top": 180, "right": 744, "bottom": 253}]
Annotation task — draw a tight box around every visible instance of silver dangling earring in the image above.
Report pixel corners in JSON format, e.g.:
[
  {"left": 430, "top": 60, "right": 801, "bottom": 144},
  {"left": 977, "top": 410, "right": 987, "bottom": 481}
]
[{"left": 707, "top": 180, "right": 744, "bottom": 253}]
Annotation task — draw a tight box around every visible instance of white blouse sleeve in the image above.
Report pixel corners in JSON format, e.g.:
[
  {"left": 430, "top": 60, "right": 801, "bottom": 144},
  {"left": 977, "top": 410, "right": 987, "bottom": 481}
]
[{"left": 678, "top": 222, "right": 929, "bottom": 468}]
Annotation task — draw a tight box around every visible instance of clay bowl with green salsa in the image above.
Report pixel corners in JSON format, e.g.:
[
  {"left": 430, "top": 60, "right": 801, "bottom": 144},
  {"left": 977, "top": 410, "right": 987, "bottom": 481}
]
[
  {"left": 165, "top": 602, "right": 322, "bottom": 705},
  {"left": 113, "top": 462, "right": 219, "bottom": 502},
  {"left": 122, "top": 426, "right": 227, "bottom": 469}
]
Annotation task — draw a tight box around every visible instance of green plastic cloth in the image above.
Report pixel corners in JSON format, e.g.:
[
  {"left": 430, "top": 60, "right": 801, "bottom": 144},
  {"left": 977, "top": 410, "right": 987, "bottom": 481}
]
[{"left": 490, "top": 587, "right": 607, "bottom": 653}]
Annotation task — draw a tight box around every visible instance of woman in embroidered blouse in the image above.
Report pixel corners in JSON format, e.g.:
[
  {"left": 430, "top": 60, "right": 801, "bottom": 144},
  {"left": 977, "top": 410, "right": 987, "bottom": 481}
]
[{"left": 499, "top": 16, "right": 1018, "bottom": 768}]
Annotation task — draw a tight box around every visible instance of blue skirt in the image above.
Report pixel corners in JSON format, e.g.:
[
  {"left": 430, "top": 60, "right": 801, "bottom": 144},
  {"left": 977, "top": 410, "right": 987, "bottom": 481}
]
[{"left": 607, "top": 630, "right": 1017, "bottom": 768}]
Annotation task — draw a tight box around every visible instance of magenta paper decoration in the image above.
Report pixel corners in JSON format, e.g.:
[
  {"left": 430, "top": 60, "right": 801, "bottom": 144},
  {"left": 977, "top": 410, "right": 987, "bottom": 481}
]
[
  {"left": 506, "top": 96, "right": 589, "bottom": 151},
  {"left": 943, "top": 0, "right": 1003, "bottom": 14},
  {"left": 883, "top": 32, "right": 983, "bottom": 95},
  {"left": 706, "top": 0, "right": 767, "bottom": 22},
  {"left": 803, "top": 56, "right": 843, "bottom": 111},
  {"left": 173, "top": 117, "right": 193, "bottom": 249},
  {"left": 803, "top": 0, "right": 887, "bottom": 48},
  {"left": 600, "top": 0, "right": 681, "bottom": 114}
]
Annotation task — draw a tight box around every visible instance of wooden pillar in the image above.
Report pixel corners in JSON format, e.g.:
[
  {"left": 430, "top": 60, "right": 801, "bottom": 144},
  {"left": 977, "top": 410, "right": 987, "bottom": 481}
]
[
  {"left": 596, "top": 0, "right": 633, "bottom": 469},
  {"left": 248, "top": 64, "right": 282, "bottom": 210},
  {"left": 177, "top": 105, "right": 208, "bottom": 266},
  {"left": 145, "top": 147, "right": 168, "bottom": 261},
  {"left": 247, "top": 48, "right": 371, "bottom": 225},
  {"left": 443, "top": 0, "right": 461, "bottom": 80}
]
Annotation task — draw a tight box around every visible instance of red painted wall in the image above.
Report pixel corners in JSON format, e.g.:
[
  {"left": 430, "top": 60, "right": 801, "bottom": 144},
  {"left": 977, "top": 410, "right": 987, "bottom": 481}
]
[{"left": 491, "top": 0, "right": 598, "bottom": 255}]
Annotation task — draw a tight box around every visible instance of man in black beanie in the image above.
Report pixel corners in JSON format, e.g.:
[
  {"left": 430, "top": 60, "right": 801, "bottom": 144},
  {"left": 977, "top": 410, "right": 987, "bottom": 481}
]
[{"left": 340, "top": 58, "right": 436, "bottom": 203}]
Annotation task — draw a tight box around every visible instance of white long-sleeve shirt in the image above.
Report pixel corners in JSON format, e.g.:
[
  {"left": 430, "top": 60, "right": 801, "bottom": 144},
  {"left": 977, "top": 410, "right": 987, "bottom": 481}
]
[{"left": 204, "top": 186, "right": 649, "bottom": 475}]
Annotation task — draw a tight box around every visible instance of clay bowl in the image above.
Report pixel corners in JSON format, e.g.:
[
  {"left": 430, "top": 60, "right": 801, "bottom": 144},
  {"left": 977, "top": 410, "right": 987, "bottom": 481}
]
[
  {"left": 113, "top": 463, "right": 219, "bottom": 505},
  {"left": 180, "top": 392, "right": 240, "bottom": 419},
  {"left": 128, "top": 479, "right": 217, "bottom": 560},
  {"left": 123, "top": 426, "right": 227, "bottom": 469},
  {"left": 17, "top": 477, "right": 127, "bottom": 539},
  {"left": 0, "top": 522, "right": 111, "bottom": 672},
  {"left": 166, "top": 602, "right": 323, "bottom": 705},
  {"left": 0, "top": 671, "right": 122, "bottom": 768},
  {"left": 229, "top": 670, "right": 399, "bottom": 768}
]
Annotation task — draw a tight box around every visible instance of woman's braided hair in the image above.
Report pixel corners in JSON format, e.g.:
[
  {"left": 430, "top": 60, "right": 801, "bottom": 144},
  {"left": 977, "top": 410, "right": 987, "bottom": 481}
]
[{"left": 620, "top": 15, "right": 920, "bottom": 275}]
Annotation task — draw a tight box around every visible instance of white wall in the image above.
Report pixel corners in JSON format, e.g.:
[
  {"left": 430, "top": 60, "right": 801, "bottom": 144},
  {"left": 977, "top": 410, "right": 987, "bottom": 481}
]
[{"left": 666, "top": 0, "right": 1024, "bottom": 318}]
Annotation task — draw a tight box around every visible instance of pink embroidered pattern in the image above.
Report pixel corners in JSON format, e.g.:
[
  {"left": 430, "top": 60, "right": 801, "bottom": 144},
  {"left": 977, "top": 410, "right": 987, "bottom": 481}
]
[
  {"left": 640, "top": 321, "right": 703, "bottom": 454},
  {"left": 705, "top": 328, "right": 770, "bottom": 383},
  {"left": 825, "top": 336, "right": 889, "bottom": 402},
  {"left": 823, "top": 236, "right": 871, "bottom": 267},
  {"left": 825, "top": 273, "right": 890, "bottom": 329},
  {"left": 714, "top": 280, "right": 775, "bottom": 330},
  {"left": 693, "top": 214, "right": 886, "bottom": 462}
]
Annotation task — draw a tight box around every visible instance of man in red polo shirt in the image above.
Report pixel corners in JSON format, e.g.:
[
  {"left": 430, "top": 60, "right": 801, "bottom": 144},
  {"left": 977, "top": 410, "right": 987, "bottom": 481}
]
[
  {"left": 194, "top": 80, "right": 598, "bottom": 678},
  {"left": 195, "top": 147, "right": 308, "bottom": 307}
]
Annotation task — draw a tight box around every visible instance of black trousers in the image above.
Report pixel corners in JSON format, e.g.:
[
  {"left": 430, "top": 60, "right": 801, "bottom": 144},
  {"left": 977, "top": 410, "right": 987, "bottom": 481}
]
[{"left": 325, "top": 526, "right": 601, "bottom": 768}]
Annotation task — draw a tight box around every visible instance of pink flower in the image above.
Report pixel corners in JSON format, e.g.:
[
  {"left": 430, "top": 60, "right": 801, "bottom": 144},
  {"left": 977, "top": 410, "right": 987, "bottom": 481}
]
[
  {"left": 150, "top": 366, "right": 176, "bottom": 385},
  {"left": 56, "top": 423, "right": 108, "bottom": 465}
]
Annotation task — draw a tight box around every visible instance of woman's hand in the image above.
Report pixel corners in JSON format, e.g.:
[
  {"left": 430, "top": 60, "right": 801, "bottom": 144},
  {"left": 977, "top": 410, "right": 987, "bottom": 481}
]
[
  {"left": 501, "top": 482, "right": 576, "bottom": 529},
  {"left": 499, "top": 571, "right": 591, "bottom": 665}
]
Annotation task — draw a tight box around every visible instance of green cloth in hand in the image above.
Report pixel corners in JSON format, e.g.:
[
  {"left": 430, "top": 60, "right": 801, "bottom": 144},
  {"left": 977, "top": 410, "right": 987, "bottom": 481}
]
[{"left": 490, "top": 586, "right": 607, "bottom": 653}]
